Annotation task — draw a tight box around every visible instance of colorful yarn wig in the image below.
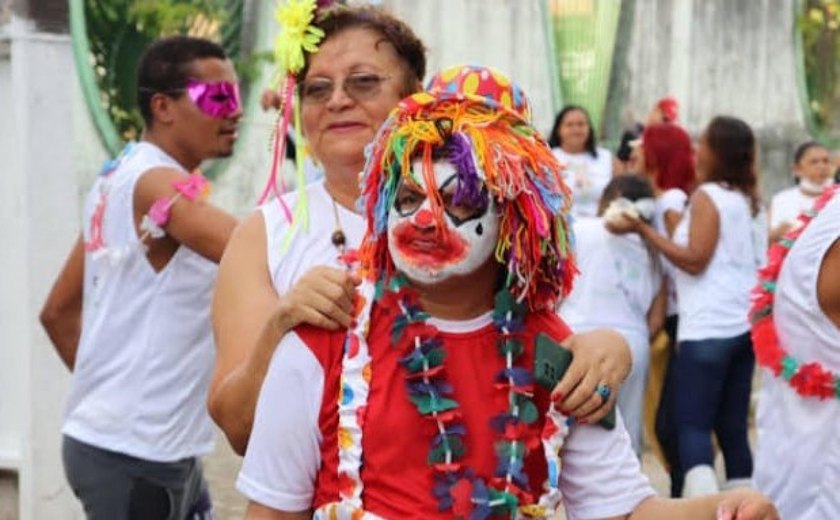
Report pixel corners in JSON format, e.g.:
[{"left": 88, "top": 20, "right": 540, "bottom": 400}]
[{"left": 358, "top": 64, "right": 577, "bottom": 310}]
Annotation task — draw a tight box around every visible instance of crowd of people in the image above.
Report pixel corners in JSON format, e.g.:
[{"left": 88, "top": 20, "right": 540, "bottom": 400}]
[{"left": 37, "top": 2, "right": 840, "bottom": 519}]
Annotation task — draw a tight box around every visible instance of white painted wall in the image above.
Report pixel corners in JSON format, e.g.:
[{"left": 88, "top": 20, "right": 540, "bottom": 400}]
[
  {"left": 619, "top": 0, "right": 808, "bottom": 195},
  {"left": 0, "top": 16, "right": 85, "bottom": 520}
]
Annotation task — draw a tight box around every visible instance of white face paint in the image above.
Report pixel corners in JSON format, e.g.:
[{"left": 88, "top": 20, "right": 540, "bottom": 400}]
[{"left": 387, "top": 160, "right": 498, "bottom": 285}]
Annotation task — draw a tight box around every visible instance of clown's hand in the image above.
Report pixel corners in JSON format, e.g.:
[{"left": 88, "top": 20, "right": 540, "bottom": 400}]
[
  {"left": 716, "top": 488, "right": 779, "bottom": 520},
  {"left": 551, "top": 329, "right": 630, "bottom": 424}
]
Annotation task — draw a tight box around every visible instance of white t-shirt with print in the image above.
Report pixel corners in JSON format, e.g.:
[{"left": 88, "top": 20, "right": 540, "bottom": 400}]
[
  {"left": 64, "top": 142, "right": 218, "bottom": 462},
  {"left": 558, "top": 217, "right": 661, "bottom": 454},
  {"left": 560, "top": 217, "right": 660, "bottom": 345},
  {"left": 553, "top": 147, "right": 613, "bottom": 218}
]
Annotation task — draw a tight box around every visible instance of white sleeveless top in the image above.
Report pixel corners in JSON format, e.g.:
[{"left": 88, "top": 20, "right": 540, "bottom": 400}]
[
  {"left": 673, "top": 183, "right": 767, "bottom": 341},
  {"left": 64, "top": 142, "right": 218, "bottom": 462},
  {"left": 753, "top": 193, "right": 840, "bottom": 520},
  {"left": 261, "top": 180, "right": 365, "bottom": 295}
]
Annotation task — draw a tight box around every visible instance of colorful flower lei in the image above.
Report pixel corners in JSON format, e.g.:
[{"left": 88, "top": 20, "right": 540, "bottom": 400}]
[
  {"left": 750, "top": 184, "right": 840, "bottom": 400},
  {"left": 315, "top": 274, "right": 569, "bottom": 519}
]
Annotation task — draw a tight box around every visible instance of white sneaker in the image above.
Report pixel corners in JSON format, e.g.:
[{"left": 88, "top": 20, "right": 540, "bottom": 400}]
[{"left": 682, "top": 464, "right": 720, "bottom": 497}]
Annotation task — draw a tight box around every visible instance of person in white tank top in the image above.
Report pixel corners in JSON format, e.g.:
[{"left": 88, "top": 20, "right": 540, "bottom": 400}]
[
  {"left": 753, "top": 186, "right": 840, "bottom": 520},
  {"left": 39, "top": 37, "right": 241, "bottom": 518},
  {"left": 209, "top": 9, "right": 632, "bottom": 459},
  {"left": 611, "top": 116, "right": 767, "bottom": 498}
]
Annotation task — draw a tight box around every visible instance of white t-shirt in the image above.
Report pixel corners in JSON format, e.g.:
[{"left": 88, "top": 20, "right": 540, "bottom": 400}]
[
  {"left": 559, "top": 217, "right": 660, "bottom": 454},
  {"left": 673, "top": 183, "right": 767, "bottom": 342},
  {"left": 260, "top": 179, "right": 365, "bottom": 294},
  {"left": 553, "top": 147, "right": 613, "bottom": 218},
  {"left": 769, "top": 186, "right": 818, "bottom": 229},
  {"left": 653, "top": 189, "right": 688, "bottom": 317},
  {"left": 754, "top": 192, "right": 840, "bottom": 520},
  {"left": 238, "top": 316, "right": 655, "bottom": 519},
  {"left": 560, "top": 217, "right": 660, "bottom": 346},
  {"left": 64, "top": 142, "right": 218, "bottom": 462}
]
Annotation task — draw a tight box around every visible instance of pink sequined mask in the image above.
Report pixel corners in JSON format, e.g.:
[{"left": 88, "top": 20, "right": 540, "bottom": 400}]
[{"left": 186, "top": 79, "right": 241, "bottom": 119}]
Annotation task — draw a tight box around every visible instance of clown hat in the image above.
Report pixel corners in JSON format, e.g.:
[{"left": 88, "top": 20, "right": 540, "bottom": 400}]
[{"left": 428, "top": 64, "right": 532, "bottom": 121}]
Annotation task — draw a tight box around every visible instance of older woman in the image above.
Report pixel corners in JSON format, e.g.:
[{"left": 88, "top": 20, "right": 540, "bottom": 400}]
[{"left": 209, "top": 4, "right": 632, "bottom": 455}]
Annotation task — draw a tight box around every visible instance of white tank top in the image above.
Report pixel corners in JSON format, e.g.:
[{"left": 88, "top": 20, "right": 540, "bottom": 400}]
[
  {"left": 63, "top": 142, "right": 218, "bottom": 462},
  {"left": 754, "top": 193, "right": 840, "bottom": 520},
  {"left": 261, "top": 180, "right": 365, "bottom": 295},
  {"left": 673, "top": 183, "right": 767, "bottom": 341}
]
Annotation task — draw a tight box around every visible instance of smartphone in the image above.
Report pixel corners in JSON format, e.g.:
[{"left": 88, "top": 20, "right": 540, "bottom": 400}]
[{"left": 533, "top": 333, "right": 616, "bottom": 430}]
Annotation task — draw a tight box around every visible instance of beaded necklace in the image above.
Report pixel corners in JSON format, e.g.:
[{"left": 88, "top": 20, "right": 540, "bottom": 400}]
[{"left": 750, "top": 184, "right": 840, "bottom": 400}]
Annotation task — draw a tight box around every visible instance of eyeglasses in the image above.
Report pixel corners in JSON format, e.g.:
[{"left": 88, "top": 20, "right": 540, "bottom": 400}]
[
  {"left": 394, "top": 174, "right": 490, "bottom": 225},
  {"left": 298, "top": 73, "right": 392, "bottom": 104}
]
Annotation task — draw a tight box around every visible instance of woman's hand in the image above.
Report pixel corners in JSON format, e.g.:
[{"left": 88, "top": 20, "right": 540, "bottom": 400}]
[
  {"left": 715, "top": 488, "right": 780, "bottom": 520},
  {"left": 276, "top": 266, "right": 361, "bottom": 331},
  {"left": 551, "top": 329, "right": 631, "bottom": 423}
]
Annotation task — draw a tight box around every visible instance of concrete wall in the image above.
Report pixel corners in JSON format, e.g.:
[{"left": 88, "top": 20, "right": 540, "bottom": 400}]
[
  {"left": 0, "top": 16, "right": 85, "bottom": 520},
  {"left": 614, "top": 0, "right": 809, "bottom": 197}
]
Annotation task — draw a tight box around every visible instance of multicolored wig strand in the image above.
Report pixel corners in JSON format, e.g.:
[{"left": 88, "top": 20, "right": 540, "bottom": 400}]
[{"left": 358, "top": 83, "right": 577, "bottom": 310}]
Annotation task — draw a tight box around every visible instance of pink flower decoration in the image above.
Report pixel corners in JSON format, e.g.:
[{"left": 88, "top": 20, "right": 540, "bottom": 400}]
[
  {"left": 173, "top": 173, "right": 209, "bottom": 201},
  {"left": 149, "top": 198, "right": 172, "bottom": 227}
]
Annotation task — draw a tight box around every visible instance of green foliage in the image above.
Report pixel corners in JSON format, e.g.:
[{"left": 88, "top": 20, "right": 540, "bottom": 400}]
[
  {"left": 797, "top": 0, "right": 840, "bottom": 142},
  {"left": 84, "top": 0, "right": 244, "bottom": 142},
  {"left": 129, "top": 0, "right": 227, "bottom": 35}
]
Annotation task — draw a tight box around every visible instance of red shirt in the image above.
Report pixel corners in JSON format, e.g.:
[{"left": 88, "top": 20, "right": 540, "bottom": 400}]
[{"left": 297, "top": 308, "right": 573, "bottom": 519}]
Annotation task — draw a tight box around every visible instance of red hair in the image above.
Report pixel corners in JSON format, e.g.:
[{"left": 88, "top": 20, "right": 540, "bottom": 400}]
[{"left": 642, "top": 123, "right": 695, "bottom": 193}]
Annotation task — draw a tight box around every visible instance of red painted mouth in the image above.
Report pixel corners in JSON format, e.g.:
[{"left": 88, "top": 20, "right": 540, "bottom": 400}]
[{"left": 392, "top": 221, "right": 468, "bottom": 268}]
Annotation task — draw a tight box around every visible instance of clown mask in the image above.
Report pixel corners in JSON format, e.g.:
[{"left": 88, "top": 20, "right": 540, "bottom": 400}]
[{"left": 387, "top": 159, "right": 499, "bottom": 285}]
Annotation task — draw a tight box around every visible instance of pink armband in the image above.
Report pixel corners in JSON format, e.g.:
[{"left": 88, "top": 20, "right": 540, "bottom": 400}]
[
  {"left": 146, "top": 173, "right": 211, "bottom": 228},
  {"left": 173, "top": 173, "right": 210, "bottom": 201}
]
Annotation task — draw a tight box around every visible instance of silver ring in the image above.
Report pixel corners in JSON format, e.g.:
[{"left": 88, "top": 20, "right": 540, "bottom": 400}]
[{"left": 595, "top": 383, "right": 611, "bottom": 400}]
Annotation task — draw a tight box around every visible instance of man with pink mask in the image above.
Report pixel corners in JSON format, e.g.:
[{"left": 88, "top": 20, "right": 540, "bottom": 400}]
[
  {"left": 237, "top": 65, "right": 778, "bottom": 520},
  {"left": 40, "top": 36, "right": 241, "bottom": 518}
]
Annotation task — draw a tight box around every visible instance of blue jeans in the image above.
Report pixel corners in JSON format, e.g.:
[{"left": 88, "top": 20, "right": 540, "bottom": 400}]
[{"left": 675, "top": 332, "right": 754, "bottom": 479}]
